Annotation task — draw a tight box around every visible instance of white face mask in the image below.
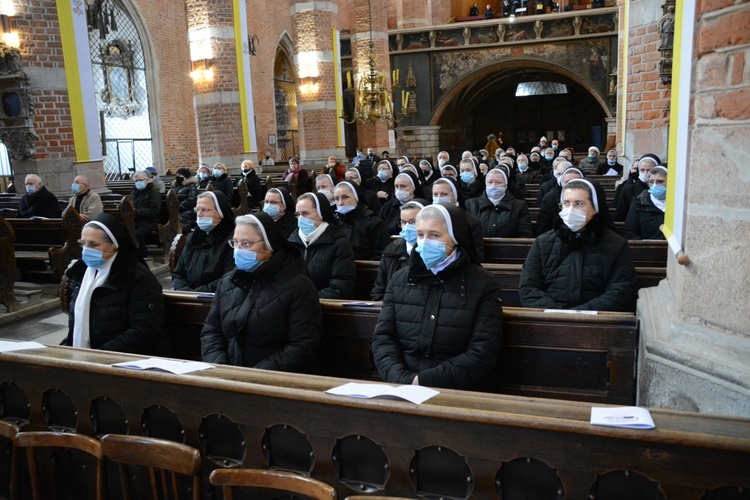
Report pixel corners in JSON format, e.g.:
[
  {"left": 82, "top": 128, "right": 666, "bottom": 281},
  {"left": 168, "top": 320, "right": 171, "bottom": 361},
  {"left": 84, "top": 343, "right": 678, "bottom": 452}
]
[
  {"left": 394, "top": 189, "right": 413, "bottom": 203},
  {"left": 638, "top": 171, "right": 651, "bottom": 184},
  {"left": 559, "top": 206, "right": 589, "bottom": 232},
  {"left": 317, "top": 189, "right": 333, "bottom": 203},
  {"left": 438, "top": 158, "right": 447, "bottom": 167}
]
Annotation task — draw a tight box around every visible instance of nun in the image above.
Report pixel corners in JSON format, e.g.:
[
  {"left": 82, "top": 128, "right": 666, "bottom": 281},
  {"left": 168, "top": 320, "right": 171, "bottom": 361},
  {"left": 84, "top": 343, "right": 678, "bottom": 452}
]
[
  {"left": 465, "top": 168, "right": 532, "bottom": 238},
  {"left": 262, "top": 187, "right": 297, "bottom": 239}
]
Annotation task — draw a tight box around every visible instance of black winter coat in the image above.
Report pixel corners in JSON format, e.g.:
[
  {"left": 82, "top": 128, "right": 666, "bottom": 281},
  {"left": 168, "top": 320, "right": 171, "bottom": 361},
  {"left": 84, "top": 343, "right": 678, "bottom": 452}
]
[
  {"left": 19, "top": 186, "right": 60, "bottom": 218},
  {"left": 465, "top": 192, "right": 532, "bottom": 238},
  {"left": 200, "top": 250, "right": 321, "bottom": 372},
  {"left": 370, "top": 238, "right": 409, "bottom": 300},
  {"left": 209, "top": 173, "right": 234, "bottom": 200},
  {"left": 614, "top": 179, "right": 648, "bottom": 221},
  {"left": 63, "top": 256, "right": 169, "bottom": 355},
  {"left": 378, "top": 197, "right": 407, "bottom": 235},
  {"left": 288, "top": 224, "right": 357, "bottom": 298},
  {"left": 174, "top": 176, "right": 199, "bottom": 231},
  {"left": 623, "top": 190, "right": 665, "bottom": 240},
  {"left": 371, "top": 252, "right": 502, "bottom": 390},
  {"left": 336, "top": 206, "right": 390, "bottom": 260},
  {"left": 235, "top": 170, "right": 264, "bottom": 210},
  {"left": 171, "top": 220, "right": 235, "bottom": 292},
  {"left": 274, "top": 211, "right": 298, "bottom": 240},
  {"left": 129, "top": 183, "right": 162, "bottom": 230},
  {"left": 465, "top": 210, "right": 486, "bottom": 261},
  {"left": 519, "top": 218, "right": 636, "bottom": 311}
]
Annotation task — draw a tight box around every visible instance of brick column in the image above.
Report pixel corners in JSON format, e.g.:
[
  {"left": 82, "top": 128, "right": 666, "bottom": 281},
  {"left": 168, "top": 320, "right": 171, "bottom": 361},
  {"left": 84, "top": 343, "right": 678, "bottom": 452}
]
[
  {"left": 395, "top": 0, "right": 429, "bottom": 29},
  {"left": 291, "top": 0, "right": 345, "bottom": 167},
  {"left": 187, "top": 0, "right": 246, "bottom": 173},
  {"left": 349, "top": 0, "right": 391, "bottom": 152}
]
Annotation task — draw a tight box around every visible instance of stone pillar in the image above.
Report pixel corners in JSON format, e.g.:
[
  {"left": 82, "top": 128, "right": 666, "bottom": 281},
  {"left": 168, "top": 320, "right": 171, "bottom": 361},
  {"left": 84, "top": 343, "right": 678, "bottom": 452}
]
[
  {"left": 636, "top": 0, "right": 750, "bottom": 418},
  {"left": 187, "top": 0, "right": 247, "bottom": 174},
  {"left": 291, "top": 0, "right": 345, "bottom": 167},
  {"left": 396, "top": 126, "right": 441, "bottom": 160},
  {"left": 395, "top": 0, "right": 429, "bottom": 29},
  {"left": 349, "top": 0, "right": 391, "bottom": 152}
]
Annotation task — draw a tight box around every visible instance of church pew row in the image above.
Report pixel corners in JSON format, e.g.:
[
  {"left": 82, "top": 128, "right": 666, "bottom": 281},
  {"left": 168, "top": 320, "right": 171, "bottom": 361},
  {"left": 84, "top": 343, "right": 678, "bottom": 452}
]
[
  {"left": 352, "top": 260, "right": 666, "bottom": 310},
  {"left": 162, "top": 294, "right": 639, "bottom": 405},
  {"left": 0, "top": 344, "right": 747, "bottom": 499}
]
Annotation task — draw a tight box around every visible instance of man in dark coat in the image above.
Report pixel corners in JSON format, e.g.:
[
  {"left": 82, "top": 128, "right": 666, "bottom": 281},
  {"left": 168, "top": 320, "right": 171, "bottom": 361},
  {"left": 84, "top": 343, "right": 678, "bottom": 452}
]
[
  {"left": 19, "top": 174, "right": 60, "bottom": 218},
  {"left": 173, "top": 167, "right": 199, "bottom": 233},
  {"left": 235, "top": 160, "right": 264, "bottom": 210},
  {"left": 129, "top": 170, "right": 162, "bottom": 257}
]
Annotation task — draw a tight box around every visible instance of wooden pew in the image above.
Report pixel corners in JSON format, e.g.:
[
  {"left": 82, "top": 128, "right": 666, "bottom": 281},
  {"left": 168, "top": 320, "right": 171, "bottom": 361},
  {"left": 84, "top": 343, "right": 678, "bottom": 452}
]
[
  {"left": 0, "top": 215, "right": 21, "bottom": 311},
  {"left": 162, "top": 293, "right": 639, "bottom": 404},
  {"left": 156, "top": 189, "right": 181, "bottom": 262},
  {"left": 103, "top": 196, "right": 137, "bottom": 249},
  {"left": 0, "top": 345, "right": 747, "bottom": 499}
]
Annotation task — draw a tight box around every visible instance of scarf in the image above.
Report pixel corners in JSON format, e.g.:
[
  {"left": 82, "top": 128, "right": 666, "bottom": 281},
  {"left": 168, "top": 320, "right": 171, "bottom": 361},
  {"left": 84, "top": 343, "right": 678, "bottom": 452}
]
[{"left": 72, "top": 253, "right": 117, "bottom": 348}]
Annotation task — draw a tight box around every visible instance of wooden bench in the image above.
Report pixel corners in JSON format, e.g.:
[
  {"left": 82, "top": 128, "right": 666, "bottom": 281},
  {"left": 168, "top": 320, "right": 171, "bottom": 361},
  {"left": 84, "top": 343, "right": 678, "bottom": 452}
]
[
  {"left": 161, "top": 292, "right": 639, "bottom": 404},
  {"left": 0, "top": 344, "right": 747, "bottom": 499}
]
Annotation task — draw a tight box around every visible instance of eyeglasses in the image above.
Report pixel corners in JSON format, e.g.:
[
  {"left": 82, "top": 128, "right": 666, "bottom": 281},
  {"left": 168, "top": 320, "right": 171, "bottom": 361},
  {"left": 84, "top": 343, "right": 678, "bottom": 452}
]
[
  {"left": 333, "top": 194, "right": 353, "bottom": 203},
  {"left": 228, "top": 239, "right": 262, "bottom": 250},
  {"left": 194, "top": 207, "right": 216, "bottom": 215},
  {"left": 397, "top": 219, "right": 416, "bottom": 228}
]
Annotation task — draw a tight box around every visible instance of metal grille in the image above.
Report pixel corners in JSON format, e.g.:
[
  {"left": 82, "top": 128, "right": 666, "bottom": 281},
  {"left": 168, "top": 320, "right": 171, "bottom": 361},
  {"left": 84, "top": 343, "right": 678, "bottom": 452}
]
[
  {"left": 274, "top": 81, "right": 298, "bottom": 161},
  {"left": 88, "top": 0, "right": 153, "bottom": 176}
]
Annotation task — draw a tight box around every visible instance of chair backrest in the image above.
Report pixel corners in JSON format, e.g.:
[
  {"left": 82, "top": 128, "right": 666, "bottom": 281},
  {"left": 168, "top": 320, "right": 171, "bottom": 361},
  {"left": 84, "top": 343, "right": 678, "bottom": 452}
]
[
  {"left": 0, "top": 420, "right": 19, "bottom": 500},
  {"left": 100, "top": 433, "right": 202, "bottom": 500},
  {"left": 209, "top": 468, "right": 337, "bottom": 500},
  {"left": 14, "top": 430, "right": 104, "bottom": 500}
]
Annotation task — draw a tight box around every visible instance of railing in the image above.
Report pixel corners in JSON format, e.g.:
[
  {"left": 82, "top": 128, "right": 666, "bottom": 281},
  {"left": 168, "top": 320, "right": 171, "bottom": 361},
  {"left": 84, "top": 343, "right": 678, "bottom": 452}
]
[{"left": 103, "top": 138, "right": 154, "bottom": 176}]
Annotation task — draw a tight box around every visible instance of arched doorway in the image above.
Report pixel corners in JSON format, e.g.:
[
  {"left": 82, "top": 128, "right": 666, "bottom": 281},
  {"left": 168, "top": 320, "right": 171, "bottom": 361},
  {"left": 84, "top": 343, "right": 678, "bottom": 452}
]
[
  {"left": 433, "top": 61, "right": 611, "bottom": 155},
  {"left": 273, "top": 38, "right": 298, "bottom": 161},
  {"left": 88, "top": 0, "right": 154, "bottom": 176}
]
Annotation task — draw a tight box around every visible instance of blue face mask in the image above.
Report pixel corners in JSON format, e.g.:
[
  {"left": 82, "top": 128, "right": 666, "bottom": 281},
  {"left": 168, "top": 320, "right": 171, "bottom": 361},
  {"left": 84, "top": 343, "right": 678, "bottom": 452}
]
[
  {"left": 589, "top": 154, "right": 597, "bottom": 159},
  {"left": 399, "top": 224, "right": 417, "bottom": 246},
  {"left": 199, "top": 172, "right": 208, "bottom": 180},
  {"left": 336, "top": 204, "right": 356, "bottom": 215},
  {"left": 416, "top": 238, "right": 448, "bottom": 269},
  {"left": 82, "top": 247, "right": 109, "bottom": 270},
  {"left": 25, "top": 185, "right": 36, "bottom": 194},
  {"left": 298, "top": 216, "right": 317, "bottom": 236},
  {"left": 377, "top": 171, "right": 389, "bottom": 182},
  {"left": 552, "top": 145, "right": 558, "bottom": 151},
  {"left": 433, "top": 196, "right": 452, "bottom": 205},
  {"left": 263, "top": 203, "right": 280, "bottom": 219},
  {"left": 234, "top": 248, "right": 263, "bottom": 272},
  {"left": 517, "top": 162, "right": 528, "bottom": 171},
  {"left": 135, "top": 181, "right": 147, "bottom": 190},
  {"left": 460, "top": 172, "right": 475, "bottom": 184},
  {"left": 197, "top": 216, "right": 215, "bottom": 232},
  {"left": 213, "top": 169, "right": 223, "bottom": 177},
  {"left": 545, "top": 154, "right": 554, "bottom": 161},
  {"left": 486, "top": 185, "right": 506, "bottom": 200},
  {"left": 71, "top": 183, "right": 81, "bottom": 194},
  {"left": 649, "top": 184, "right": 666, "bottom": 200}
]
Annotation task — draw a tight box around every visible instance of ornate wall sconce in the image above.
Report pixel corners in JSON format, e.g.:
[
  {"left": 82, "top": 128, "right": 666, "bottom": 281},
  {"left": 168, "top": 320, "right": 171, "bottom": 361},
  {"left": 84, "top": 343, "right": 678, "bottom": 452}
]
[
  {"left": 300, "top": 75, "right": 318, "bottom": 94},
  {"left": 0, "top": 0, "right": 19, "bottom": 49},
  {"left": 190, "top": 58, "right": 213, "bottom": 83}
]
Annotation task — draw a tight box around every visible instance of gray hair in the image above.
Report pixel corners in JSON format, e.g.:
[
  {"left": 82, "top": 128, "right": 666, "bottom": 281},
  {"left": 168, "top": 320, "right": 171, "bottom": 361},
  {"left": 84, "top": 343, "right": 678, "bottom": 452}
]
[
  {"left": 650, "top": 166, "right": 668, "bottom": 177},
  {"left": 134, "top": 170, "right": 150, "bottom": 181},
  {"left": 234, "top": 215, "right": 269, "bottom": 250}
]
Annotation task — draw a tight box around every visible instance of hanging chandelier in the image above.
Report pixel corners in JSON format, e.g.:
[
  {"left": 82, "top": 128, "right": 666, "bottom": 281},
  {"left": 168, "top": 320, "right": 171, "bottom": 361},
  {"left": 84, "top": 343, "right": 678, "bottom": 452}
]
[{"left": 342, "top": 0, "right": 405, "bottom": 125}]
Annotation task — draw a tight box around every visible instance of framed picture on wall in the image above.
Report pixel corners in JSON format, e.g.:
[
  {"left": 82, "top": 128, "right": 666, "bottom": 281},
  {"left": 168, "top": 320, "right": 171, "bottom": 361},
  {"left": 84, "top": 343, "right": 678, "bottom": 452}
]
[{"left": 268, "top": 134, "right": 276, "bottom": 146}]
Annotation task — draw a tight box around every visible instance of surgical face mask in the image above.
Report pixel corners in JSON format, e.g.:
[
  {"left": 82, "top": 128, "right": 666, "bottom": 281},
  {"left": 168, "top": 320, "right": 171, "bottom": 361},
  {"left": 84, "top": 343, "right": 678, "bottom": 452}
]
[
  {"left": 25, "top": 185, "right": 36, "bottom": 194},
  {"left": 416, "top": 238, "right": 448, "bottom": 269},
  {"left": 639, "top": 171, "right": 651, "bottom": 184},
  {"left": 197, "top": 216, "right": 215, "bottom": 232},
  {"left": 399, "top": 223, "right": 417, "bottom": 246},
  {"left": 607, "top": 159, "right": 617, "bottom": 166},
  {"left": 263, "top": 203, "right": 281, "bottom": 219},
  {"left": 433, "top": 196, "right": 452, "bottom": 205},
  {"left": 649, "top": 184, "right": 666, "bottom": 200},
  {"left": 298, "top": 216, "right": 317, "bottom": 236},
  {"left": 460, "top": 172, "right": 475, "bottom": 184},
  {"left": 135, "top": 181, "right": 147, "bottom": 191},
  {"left": 545, "top": 154, "right": 554, "bottom": 161},
  {"left": 199, "top": 172, "right": 208, "bottom": 180},
  {"left": 589, "top": 153, "right": 597, "bottom": 159},
  {"left": 317, "top": 189, "right": 333, "bottom": 203},
  {"left": 234, "top": 248, "right": 263, "bottom": 272},
  {"left": 559, "top": 206, "right": 589, "bottom": 232},
  {"left": 336, "top": 204, "right": 356, "bottom": 215},
  {"left": 82, "top": 247, "right": 108, "bottom": 270},
  {"left": 438, "top": 158, "right": 447, "bottom": 167},
  {"left": 486, "top": 185, "right": 506, "bottom": 200},
  {"left": 213, "top": 169, "right": 223, "bottom": 177},
  {"left": 518, "top": 162, "right": 528, "bottom": 171},
  {"left": 552, "top": 145, "right": 558, "bottom": 151},
  {"left": 377, "top": 171, "right": 389, "bottom": 182},
  {"left": 71, "top": 182, "right": 81, "bottom": 194},
  {"left": 394, "top": 189, "right": 413, "bottom": 203}
]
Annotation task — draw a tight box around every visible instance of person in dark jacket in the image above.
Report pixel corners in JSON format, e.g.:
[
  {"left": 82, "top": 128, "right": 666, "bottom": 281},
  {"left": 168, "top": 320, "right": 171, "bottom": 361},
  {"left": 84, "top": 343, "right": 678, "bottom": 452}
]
[
  {"left": 623, "top": 166, "right": 667, "bottom": 240},
  {"left": 519, "top": 179, "right": 637, "bottom": 311},
  {"left": 615, "top": 155, "right": 660, "bottom": 221},
  {"left": 129, "top": 170, "right": 162, "bottom": 258},
  {"left": 197, "top": 163, "right": 211, "bottom": 189},
  {"left": 208, "top": 162, "right": 234, "bottom": 200},
  {"left": 597, "top": 149, "right": 625, "bottom": 176},
  {"left": 371, "top": 201, "right": 424, "bottom": 301},
  {"left": 379, "top": 171, "right": 420, "bottom": 235},
  {"left": 458, "top": 158, "right": 485, "bottom": 201},
  {"left": 288, "top": 192, "right": 356, "bottom": 298},
  {"left": 419, "top": 159, "right": 438, "bottom": 191},
  {"left": 315, "top": 173, "right": 337, "bottom": 207},
  {"left": 465, "top": 168, "right": 532, "bottom": 238},
  {"left": 200, "top": 212, "right": 321, "bottom": 372},
  {"left": 431, "top": 177, "right": 485, "bottom": 261},
  {"left": 173, "top": 167, "right": 199, "bottom": 234},
  {"left": 235, "top": 160, "right": 264, "bottom": 210},
  {"left": 334, "top": 181, "right": 390, "bottom": 260},
  {"left": 172, "top": 191, "right": 235, "bottom": 292},
  {"left": 262, "top": 187, "right": 297, "bottom": 240},
  {"left": 284, "top": 157, "right": 310, "bottom": 194},
  {"left": 345, "top": 167, "right": 382, "bottom": 214},
  {"left": 366, "top": 159, "right": 395, "bottom": 204},
  {"left": 63, "top": 213, "right": 169, "bottom": 355},
  {"left": 19, "top": 174, "right": 60, "bottom": 218},
  {"left": 536, "top": 165, "right": 584, "bottom": 236},
  {"left": 371, "top": 203, "right": 503, "bottom": 390}
]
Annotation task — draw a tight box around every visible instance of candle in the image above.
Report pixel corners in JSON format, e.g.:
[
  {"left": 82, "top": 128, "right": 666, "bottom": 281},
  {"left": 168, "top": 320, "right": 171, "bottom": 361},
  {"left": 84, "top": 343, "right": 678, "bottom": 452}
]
[
  {"left": 404, "top": 92, "right": 409, "bottom": 108},
  {"left": 346, "top": 71, "right": 351, "bottom": 88}
]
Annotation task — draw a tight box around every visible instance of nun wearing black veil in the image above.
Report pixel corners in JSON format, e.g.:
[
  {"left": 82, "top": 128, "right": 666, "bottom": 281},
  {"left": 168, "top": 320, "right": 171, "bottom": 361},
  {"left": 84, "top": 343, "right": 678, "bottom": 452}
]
[
  {"left": 63, "top": 213, "right": 169, "bottom": 355},
  {"left": 371, "top": 203, "right": 503, "bottom": 390},
  {"left": 201, "top": 212, "right": 321, "bottom": 372}
]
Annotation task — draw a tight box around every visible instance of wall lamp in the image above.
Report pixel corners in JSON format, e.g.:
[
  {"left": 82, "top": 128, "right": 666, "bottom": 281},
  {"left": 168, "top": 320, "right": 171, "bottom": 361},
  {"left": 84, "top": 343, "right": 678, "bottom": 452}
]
[
  {"left": 300, "top": 76, "right": 318, "bottom": 94},
  {"left": 190, "top": 58, "right": 214, "bottom": 83},
  {"left": 0, "top": 0, "right": 19, "bottom": 49}
]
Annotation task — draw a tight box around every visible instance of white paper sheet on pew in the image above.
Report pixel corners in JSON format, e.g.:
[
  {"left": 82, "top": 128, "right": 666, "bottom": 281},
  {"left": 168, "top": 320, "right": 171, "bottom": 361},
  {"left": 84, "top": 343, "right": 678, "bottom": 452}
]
[
  {"left": 326, "top": 382, "right": 439, "bottom": 405},
  {"left": 112, "top": 358, "right": 214, "bottom": 375},
  {"left": 590, "top": 406, "right": 655, "bottom": 429},
  {"left": 605, "top": 168, "right": 620, "bottom": 176},
  {"left": 543, "top": 309, "right": 598, "bottom": 315},
  {"left": 0, "top": 340, "right": 47, "bottom": 353}
]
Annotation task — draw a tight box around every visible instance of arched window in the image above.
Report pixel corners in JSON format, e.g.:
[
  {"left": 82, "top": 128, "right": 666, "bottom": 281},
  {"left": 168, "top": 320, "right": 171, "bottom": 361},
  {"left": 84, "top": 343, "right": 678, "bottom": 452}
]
[{"left": 273, "top": 42, "right": 298, "bottom": 161}]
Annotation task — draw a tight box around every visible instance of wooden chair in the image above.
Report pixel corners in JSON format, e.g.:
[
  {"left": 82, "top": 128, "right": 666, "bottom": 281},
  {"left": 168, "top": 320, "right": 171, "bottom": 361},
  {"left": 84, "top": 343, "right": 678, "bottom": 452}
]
[
  {"left": 209, "top": 468, "right": 337, "bottom": 500},
  {"left": 0, "top": 420, "right": 19, "bottom": 500},
  {"left": 100, "top": 433, "right": 202, "bottom": 500},
  {"left": 14, "top": 430, "right": 105, "bottom": 500}
]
